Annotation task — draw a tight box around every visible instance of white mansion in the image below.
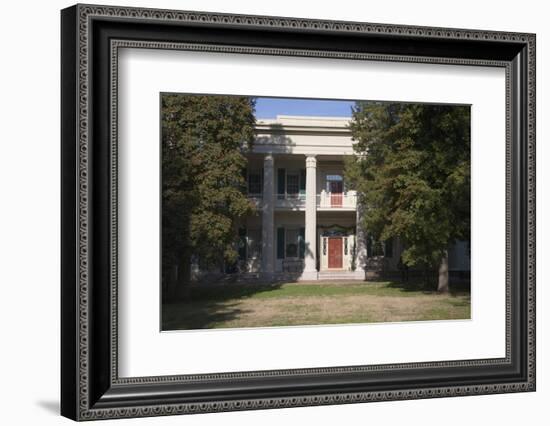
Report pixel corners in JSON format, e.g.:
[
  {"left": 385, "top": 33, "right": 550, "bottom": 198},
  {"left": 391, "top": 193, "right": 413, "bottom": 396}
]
[{"left": 231, "top": 115, "right": 469, "bottom": 281}]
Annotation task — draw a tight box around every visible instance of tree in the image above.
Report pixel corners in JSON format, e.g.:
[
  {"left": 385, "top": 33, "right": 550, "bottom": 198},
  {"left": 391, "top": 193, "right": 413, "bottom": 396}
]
[
  {"left": 161, "top": 94, "right": 256, "bottom": 300},
  {"left": 345, "top": 102, "right": 470, "bottom": 292}
]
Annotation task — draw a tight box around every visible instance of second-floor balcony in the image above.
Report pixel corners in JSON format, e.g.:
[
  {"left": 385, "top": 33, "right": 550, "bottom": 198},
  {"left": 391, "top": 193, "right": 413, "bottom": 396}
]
[
  {"left": 248, "top": 191, "right": 357, "bottom": 210},
  {"left": 317, "top": 190, "right": 357, "bottom": 210}
]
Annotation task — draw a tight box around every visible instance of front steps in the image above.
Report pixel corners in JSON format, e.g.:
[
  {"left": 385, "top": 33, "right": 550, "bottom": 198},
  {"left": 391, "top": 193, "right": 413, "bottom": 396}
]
[
  {"left": 314, "top": 270, "right": 365, "bottom": 281},
  {"left": 236, "top": 270, "right": 366, "bottom": 282},
  {"left": 191, "top": 270, "right": 366, "bottom": 284}
]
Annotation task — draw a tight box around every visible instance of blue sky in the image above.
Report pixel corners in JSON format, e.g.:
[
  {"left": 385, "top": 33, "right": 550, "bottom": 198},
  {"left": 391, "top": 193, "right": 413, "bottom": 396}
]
[{"left": 255, "top": 97, "right": 355, "bottom": 119}]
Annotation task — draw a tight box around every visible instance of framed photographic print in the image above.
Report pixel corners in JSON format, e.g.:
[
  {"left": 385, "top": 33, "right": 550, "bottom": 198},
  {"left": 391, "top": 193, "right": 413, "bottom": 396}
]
[{"left": 61, "top": 4, "right": 536, "bottom": 421}]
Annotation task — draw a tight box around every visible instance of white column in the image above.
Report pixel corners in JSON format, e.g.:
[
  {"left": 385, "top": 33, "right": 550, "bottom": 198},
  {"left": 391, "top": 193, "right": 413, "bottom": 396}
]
[
  {"left": 355, "top": 201, "right": 367, "bottom": 279},
  {"left": 261, "top": 154, "right": 275, "bottom": 278},
  {"left": 302, "top": 155, "right": 318, "bottom": 279}
]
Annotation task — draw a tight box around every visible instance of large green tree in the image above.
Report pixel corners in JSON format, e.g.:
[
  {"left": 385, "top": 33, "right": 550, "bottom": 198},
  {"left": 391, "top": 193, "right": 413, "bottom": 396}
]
[
  {"left": 345, "top": 102, "right": 470, "bottom": 292},
  {"left": 161, "top": 94, "right": 256, "bottom": 300}
]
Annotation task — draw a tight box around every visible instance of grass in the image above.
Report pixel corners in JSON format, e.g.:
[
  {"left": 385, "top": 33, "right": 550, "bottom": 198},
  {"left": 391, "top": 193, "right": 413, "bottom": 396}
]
[{"left": 162, "top": 281, "right": 471, "bottom": 330}]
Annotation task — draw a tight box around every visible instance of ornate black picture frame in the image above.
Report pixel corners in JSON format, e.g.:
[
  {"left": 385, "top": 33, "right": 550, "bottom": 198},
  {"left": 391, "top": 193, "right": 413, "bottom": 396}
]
[{"left": 61, "top": 4, "right": 536, "bottom": 421}]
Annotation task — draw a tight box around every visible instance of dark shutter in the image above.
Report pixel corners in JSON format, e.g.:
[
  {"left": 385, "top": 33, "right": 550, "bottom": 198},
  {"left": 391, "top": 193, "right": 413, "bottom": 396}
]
[
  {"left": 277, "top": 227, "right": 285, "bottom": 259},
  {"left": 238, "top": 228, "right": 247, "bottom": 260},
  {"left": 299, "top": 169, "right": 306, "bottom": 196},
  {"left": 277, "top": 168, "right": 286, "bottom": 199},
  {"left": 299, "top": 227, "right": 305, "bottom": 259}
]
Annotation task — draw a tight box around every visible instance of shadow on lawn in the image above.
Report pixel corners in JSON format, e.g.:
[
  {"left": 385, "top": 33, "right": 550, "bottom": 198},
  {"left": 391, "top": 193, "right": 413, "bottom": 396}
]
[
  {"left": 162, "top": 283, "right": 285, "bottom": 330},
  {"left": 384, "top": 279, "right": 471, "bottom": 296},
  {"left": 162, "top": 279, "right": 471, "bottom": 330}
]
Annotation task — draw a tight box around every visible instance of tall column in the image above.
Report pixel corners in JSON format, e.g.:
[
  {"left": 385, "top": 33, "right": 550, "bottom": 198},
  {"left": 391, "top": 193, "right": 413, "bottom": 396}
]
[
  {"left": 261, "top": 154, "right": 275, "bottom": 278},
  {"left": 303, "top": 155, "right": 318, "bottom": 280},
  {"left": 355, "top": 201, "right": 367, "bottom": 279}
]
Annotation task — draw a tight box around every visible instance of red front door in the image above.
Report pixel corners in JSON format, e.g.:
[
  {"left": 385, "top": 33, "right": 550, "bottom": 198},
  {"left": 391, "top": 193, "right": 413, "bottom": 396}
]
[
  {"left": 330, "top": 181, "right": 343, "bottom": 207},
  {"left": 328, "top": 237, "right": 343, "bottom": 269}
]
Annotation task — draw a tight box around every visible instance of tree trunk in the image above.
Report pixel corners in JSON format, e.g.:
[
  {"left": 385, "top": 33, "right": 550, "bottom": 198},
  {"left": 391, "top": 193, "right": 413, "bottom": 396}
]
[{"left": 437, "top": 250, "right": 449, "bottom": 293}]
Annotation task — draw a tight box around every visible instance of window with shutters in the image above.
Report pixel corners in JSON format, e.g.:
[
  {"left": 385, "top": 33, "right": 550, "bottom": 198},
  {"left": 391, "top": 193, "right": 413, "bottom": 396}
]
[
  {"left": 367, "top": 235, "right": 393, "bottom": 258},
  {"left": 277, "top": 168, "right": 306, "bottom": 199},
  {"left": 367, "top": 235, "right": 383, "bottom": 257}
]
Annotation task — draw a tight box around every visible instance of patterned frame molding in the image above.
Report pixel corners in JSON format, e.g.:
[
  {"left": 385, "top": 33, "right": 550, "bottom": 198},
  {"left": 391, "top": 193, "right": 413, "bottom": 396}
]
[{"left": 61, "top": 3, "right": 536, "bottom": 421}]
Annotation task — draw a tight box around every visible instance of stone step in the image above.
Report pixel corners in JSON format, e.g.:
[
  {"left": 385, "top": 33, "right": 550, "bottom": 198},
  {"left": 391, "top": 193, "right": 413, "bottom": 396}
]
[{"left": 317, "top": 271, "right": 363, "bottom": 280}]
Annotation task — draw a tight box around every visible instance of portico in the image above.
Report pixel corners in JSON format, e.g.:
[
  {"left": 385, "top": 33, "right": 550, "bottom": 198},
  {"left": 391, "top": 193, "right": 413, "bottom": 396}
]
[{"left": 240, "top": 115, "right": 366, "bottom": 280}]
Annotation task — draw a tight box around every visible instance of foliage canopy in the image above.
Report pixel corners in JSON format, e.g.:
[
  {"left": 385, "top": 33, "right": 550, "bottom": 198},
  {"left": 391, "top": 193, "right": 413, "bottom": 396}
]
[
  {"left": 161, "top": 94, "right": 256, "bottom": 286},
  {"left": 345, "top": 102, "right": 470, "bottom": 271}
]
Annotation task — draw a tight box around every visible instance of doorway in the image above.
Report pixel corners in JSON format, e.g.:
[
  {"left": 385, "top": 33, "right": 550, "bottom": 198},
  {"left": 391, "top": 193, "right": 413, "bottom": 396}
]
[
  {"left": 329, "top": 180, "right": 343, "bottom": 207},
  {"left": 328, "top": 237, "right": 343, "bottom": 269}
]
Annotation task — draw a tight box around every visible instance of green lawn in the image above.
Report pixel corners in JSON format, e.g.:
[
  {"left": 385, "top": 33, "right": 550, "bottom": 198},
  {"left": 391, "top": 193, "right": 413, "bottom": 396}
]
[{"left": 162, "top": 281, "right": 471, "bottom": 330}]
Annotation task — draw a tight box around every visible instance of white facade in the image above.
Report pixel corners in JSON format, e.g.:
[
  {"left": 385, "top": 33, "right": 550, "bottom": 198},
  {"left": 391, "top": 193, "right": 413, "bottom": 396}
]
[{"left": 240, "top": 115, "right": 366, "bottom": 280}]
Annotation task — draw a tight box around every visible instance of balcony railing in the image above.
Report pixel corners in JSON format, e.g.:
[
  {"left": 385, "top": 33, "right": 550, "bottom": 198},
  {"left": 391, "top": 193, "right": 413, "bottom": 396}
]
[
  {"left": 317, "top": 191, "right": 357, "bottom": 209},
  {"left": 275, "top": 193, "right": 306, "bottom": 209},
  {"left": 252, "top": 191, "right": 357, "bottom": 210}
]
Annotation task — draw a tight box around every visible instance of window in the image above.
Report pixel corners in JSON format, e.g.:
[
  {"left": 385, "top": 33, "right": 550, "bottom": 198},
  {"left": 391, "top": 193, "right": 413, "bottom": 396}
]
[
  {"left": 278, "top": 227, "right": 305, "bottom": 259},
  {"left": 277, "top": 169, "right": 306, "bottom": 199},
  {"left": 367, "top": 235, "right": 384, "bottom": 257},
  {"left": 286, "top": 172, "right": 299, "bottom": 198},
  {"left": 286, "top": 228, "right": 299, "bottom": 258},
  {"left": 247, "top": 169, "right": 263, "bottom": 195},
  {"left": 326, "top": 174, "right": 343, "bottom": 192},
  {"left": 366, "top": 235, "right": 394, "bottom": 258}
]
